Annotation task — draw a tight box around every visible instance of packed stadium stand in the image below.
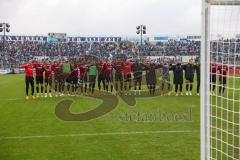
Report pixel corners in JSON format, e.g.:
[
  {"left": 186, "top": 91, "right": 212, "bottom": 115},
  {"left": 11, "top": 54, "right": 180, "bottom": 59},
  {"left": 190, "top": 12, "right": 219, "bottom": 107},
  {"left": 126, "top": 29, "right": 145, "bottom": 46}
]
[{"left": 0, "top": 36, "right": 201, "bottom": 69}]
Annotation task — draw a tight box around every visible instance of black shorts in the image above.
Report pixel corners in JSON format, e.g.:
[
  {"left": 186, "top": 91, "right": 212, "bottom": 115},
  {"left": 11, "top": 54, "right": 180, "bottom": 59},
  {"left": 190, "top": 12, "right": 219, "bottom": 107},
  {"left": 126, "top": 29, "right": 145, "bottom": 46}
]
[
  {"left": 45, "top": 77, "right": 52, "bottom": 85},
  {"left": 98, "top": 76, "right": 105, "bottom": 82},
  {"left": 62, "top": 73, "right": 70, "bottom": 81},
  {"left": 72, "top": 77, "right": 78, "bottom": 84},
  {"left": 115, "top": 74, "right": 123, "bottom": 81},
  {"left": 219, "top": 77, "right": 227, "bottom": 85},
  {"left": 105, "top": 77, "right": 112, "bottom": 83},
  {"left": 66, "top": 76, "right": 78, "bottom": 84},
  {"left": 54, "top": 76, "right": 61, "bottom": 83},
  {"left": 89, "top": 75, "right": 96, "bottom": 84},
  {"left": 134, "top": 75, "right": 142, "bottom": 82},
  {"left": 186, "top": 77, "right": 194, "bottom": 83},
  {"left": 26, "top": 76, "right": 34, "bottom": 83},
  {"left": 134, "top": 78, "right": 142, "bottom": 83},
  {"left": 124, "top": 74, "right": 132, "bottom": 81},
  {"left": 80, "top": 76, "right": 88, "bottom": 83},
  {"left": 66, "top": 76, "right": 72, "bottom": 84},
  {"left": 58, "top": 77, "right": 65, "bottom": 83},
  {"left": 36, "top": 76, "right": 43, "bottom": 84},
  {"left": 211, "top": 75, "right": 216, "bottom": 83}
]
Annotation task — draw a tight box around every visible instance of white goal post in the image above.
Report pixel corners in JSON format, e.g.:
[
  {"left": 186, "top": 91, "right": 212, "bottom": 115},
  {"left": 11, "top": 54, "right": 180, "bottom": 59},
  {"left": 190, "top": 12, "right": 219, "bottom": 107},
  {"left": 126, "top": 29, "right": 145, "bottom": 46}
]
[{"left": 201, "top": 0, "right": 240, "bottom": 160}]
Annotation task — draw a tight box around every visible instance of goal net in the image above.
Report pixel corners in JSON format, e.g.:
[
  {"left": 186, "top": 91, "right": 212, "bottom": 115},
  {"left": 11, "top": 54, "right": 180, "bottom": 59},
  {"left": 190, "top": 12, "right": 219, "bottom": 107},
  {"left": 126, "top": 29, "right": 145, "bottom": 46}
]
[{"left": 201, "top": 0, "right": 240, "bottom": 160}]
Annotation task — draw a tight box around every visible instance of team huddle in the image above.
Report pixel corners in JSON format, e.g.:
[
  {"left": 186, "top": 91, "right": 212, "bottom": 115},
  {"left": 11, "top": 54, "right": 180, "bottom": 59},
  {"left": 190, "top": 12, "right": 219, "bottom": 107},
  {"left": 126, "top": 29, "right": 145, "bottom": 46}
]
[
  {"left": 210, "top": 58, "right": 229, "bottom": 96},
  {"left": 19, "top": 56, "right": 207, "bottom": 100}
]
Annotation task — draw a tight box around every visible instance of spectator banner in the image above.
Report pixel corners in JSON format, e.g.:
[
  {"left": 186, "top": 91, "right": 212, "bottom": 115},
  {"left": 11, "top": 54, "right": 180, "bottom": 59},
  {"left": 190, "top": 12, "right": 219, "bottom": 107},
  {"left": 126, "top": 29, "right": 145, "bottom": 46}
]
[
  {"left": 0, "top": 35, "right": 48, "bottom": 42},
  {"left": 67, "top": 37, "right": 121, "bottom": 42},
  {"left": 0, "top": 35, "right": 121, "bottom": 42},
  {"left": 13, "top": 69, "right": 25, "bottom": 74},
  {"left": 0, "top": 69, "right": 11, "bottom": 74}
]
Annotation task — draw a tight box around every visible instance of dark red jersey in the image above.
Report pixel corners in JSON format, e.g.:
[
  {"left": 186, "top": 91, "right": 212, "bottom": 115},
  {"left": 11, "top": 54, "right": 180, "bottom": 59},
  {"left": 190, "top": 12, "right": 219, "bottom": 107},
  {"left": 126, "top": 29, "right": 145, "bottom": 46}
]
[
  {"left": 35, "top": 63, "right": 45, "bottom": 77},
  {"left": 210, "top": 63, "right": 217, "bottom": 75},
  {"left": 52, "top": 63, "right": 62, "bottom": 78},
  {"left": 80, "top": 64, "right": 88, "bottom": 77},
  {"left": 113, "top": 61, "right": 124, "bottom": 74},
  {"left": 71, "top": 64, "right": 81, "bottom": 78},
  {"left": 106, "top": 62, "right": 112, "bottom": 78},
  {"left": 19, "top": 64, "right": 35, "bottom": 77},
  {"left": 97, "top": 62, "right": 106, "bottom": 77},
  {"left": 218, "top": 64, "right": 228, "bottom": 78},
  {"left": 44, "top": 64, "right": 52, "bottom": 78},
  {"left": 124, "top": 63, "right": 132, "bottom": 76}
]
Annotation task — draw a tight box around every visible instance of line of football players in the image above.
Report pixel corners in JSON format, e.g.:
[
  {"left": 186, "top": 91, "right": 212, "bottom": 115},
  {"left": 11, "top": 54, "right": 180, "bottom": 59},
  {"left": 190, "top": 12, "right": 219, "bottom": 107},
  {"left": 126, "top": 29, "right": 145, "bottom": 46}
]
[{"left": 19, "top": 57, "right": 227, "bottom": 100}]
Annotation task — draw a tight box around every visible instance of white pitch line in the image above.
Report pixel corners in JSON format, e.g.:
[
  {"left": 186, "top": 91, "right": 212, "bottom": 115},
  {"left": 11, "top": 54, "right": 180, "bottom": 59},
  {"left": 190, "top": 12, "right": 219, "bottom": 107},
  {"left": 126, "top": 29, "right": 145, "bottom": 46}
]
[
  {"left": 0, "top": 95, "right": 102, "bottom": 101},
  {"left": 0, "top": 98, "right": 24, "bottom": 101},
  {"left": 0, "top": 130, "right": 199, "bottom": 140}
]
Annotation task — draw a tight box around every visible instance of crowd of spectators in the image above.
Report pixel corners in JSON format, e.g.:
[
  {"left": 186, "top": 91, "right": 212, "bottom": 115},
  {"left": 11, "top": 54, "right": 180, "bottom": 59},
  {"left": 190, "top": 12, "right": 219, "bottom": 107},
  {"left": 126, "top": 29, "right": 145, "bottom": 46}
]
[
  {"left": 138, "top": 40, "right": 200, "bottom": 56},
  {"left": 0, "top": 39, "right": 202, "bottom": 69},
  {"left": 210, "top": 39, "right": 240, "bottom": 65}
]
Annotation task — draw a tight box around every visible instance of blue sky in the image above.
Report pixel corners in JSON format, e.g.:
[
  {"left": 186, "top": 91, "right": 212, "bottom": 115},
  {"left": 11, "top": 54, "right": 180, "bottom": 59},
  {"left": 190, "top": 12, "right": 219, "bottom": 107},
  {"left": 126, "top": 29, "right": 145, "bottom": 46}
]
[{"left": 0, "top": 0, "right": 201, "bottom": 36}]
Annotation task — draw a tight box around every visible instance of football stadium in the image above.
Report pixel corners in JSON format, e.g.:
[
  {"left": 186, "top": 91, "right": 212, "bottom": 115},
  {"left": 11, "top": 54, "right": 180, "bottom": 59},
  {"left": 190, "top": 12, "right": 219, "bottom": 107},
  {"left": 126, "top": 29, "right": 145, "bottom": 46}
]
[{"left": 0, "top": 0, "right": 239, "bottom": 160}]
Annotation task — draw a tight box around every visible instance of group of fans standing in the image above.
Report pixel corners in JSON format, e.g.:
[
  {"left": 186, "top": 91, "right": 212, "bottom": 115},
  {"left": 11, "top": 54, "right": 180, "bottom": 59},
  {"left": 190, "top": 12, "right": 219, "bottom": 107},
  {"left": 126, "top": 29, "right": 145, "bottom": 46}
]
[{"left": 19, "top": 55, "right": 228, "bottom": 100}]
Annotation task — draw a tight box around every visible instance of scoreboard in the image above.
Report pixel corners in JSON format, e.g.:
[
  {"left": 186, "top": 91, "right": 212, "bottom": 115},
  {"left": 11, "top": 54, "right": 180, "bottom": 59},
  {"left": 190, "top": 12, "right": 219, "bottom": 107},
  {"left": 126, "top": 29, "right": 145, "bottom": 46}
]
[{"left": 48, "top": 33, "right": 67, "bottom": 42}]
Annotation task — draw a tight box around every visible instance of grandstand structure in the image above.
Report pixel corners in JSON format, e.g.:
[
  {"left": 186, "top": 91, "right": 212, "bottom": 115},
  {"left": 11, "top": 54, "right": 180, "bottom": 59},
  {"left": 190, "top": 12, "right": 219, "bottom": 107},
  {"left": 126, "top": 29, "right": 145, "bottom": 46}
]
[
  {"left": 0, "top": 34, "right": 201, "bottom": 70},
  {"left": 201, "top": 0, "right": 240, "bottom": 160}
]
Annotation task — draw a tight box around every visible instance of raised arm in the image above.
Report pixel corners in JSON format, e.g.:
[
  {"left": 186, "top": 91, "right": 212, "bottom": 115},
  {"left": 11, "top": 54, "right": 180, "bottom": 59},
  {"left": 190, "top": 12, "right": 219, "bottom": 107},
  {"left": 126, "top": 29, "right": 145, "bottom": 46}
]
[
  {"left": 19, "top": 64, "right": 27, "bottom": 69},
  {"left": 141, "top": 63, "right": 149, "bottom": 71}
]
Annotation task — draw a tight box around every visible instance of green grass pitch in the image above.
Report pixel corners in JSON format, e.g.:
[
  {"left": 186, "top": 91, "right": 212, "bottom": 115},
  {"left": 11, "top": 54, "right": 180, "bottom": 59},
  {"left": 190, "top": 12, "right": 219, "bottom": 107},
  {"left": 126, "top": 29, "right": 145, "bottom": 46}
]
[{"left": 0, "top": 73, "right": 202, "bottom": 160}]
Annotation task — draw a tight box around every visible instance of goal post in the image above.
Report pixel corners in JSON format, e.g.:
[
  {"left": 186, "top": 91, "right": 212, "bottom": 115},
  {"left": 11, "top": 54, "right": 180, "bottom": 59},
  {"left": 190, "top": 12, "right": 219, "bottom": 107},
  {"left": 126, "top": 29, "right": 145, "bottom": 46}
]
[
  {"left": 201, "top": 0, "right": 240, "bottom": 160},
  {"left": 201, "top": 1, "right": 211, "bottom": 160}
]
